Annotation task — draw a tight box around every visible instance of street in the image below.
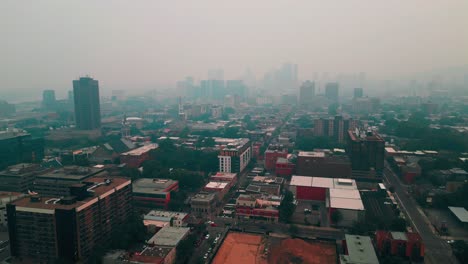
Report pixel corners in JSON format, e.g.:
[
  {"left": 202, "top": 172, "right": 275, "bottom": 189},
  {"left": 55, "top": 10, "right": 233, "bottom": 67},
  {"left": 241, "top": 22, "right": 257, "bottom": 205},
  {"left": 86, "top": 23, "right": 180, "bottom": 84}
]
[{"left": 383, "top": 163, "right": 459, "bottom": 264}]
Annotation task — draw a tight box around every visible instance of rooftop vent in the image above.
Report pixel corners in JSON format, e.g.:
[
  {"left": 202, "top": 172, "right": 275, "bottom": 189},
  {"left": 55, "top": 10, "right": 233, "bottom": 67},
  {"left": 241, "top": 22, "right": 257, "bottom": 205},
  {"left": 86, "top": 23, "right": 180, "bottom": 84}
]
[{"left": 30, "top": 195, "right": 41, "bottom": 202}]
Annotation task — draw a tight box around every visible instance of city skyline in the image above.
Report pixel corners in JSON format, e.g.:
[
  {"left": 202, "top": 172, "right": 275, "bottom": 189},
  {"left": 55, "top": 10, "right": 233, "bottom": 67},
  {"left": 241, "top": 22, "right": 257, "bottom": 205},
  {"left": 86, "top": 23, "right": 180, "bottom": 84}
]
[{"left": 1, "top": 1, "right": 467, "bottom": 99}]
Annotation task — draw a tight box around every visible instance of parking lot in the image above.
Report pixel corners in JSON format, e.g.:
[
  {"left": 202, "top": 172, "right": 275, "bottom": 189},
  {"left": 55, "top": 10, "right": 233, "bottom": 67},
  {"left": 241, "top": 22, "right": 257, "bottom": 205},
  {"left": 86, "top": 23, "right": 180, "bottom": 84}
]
[{"left": 290, "top": 200, "right": 328, "bottom": 227}]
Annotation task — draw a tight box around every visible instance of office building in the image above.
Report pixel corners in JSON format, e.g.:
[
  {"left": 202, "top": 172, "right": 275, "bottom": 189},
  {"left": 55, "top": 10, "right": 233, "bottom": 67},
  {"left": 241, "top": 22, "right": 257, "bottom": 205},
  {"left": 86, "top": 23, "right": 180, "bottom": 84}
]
[
  {"left": 0, "top": 130, "right": 44, "bottom": 170},
  {"left": 296, "top": 151, "right": 352, "bottom": 178},
  {"left": 7, "top": 177, "right": 132, "bottom": 263},
  {"left": 325, "top": 82, "right": 339, "bottom": 102},
  {"left": 216, "top": 138, "right": 252, "bottom": 173},
  {"left": 299, "top": 80, "right": 315, "bottom": 105},
  {"left": 347, "top": 128, "right": 385, "bottom": 174},
  {"left": 42, "top": 90, "right": 56, "bottom": 109},
  {"left": 0, "top": 163, "right": 48, "bottom": 193},
  {"left": 133, "top": 178, "right": 179, "bottom": 209},
  {"left": 33, "top": 166, "right": 106, "bottom": 197},
  {"left": 200, "top": 80, "right": 225, "bottom": 101},
  {"left": 73, "top": 77, "right": 101, "bottom": 130},
  {"left": 353, "top": 88, "right": 363, "bottom": 99}
]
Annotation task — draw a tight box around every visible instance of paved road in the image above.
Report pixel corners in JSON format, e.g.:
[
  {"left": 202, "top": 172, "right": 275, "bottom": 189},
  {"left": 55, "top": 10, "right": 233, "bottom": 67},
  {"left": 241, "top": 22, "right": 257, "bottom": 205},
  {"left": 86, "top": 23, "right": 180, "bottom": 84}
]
[{"left": 383, "top": 164, "right": 458, "bottom": 264}]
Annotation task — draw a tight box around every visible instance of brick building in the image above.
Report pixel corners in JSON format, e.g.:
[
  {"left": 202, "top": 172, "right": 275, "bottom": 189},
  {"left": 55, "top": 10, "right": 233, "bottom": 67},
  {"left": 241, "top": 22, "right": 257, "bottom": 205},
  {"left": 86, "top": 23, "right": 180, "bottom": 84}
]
[
  {"left": 375, "top": 231, "right": 424, "bottom": 261},
  {"left": 120, "top": 143, "right": 158, "bottom": 168},
  {"left": 347, "top": 128, "right": 385, "bottom": 175},
  {"left": 264, "top": 145, "right": 288, "bottom": 171}
]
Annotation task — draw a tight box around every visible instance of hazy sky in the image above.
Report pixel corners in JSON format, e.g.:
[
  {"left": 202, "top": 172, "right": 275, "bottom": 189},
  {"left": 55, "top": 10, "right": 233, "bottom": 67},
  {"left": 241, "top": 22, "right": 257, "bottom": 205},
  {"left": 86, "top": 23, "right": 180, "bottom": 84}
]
[{"left": 1, "top": 0, "right": 467, "bottom": 98}]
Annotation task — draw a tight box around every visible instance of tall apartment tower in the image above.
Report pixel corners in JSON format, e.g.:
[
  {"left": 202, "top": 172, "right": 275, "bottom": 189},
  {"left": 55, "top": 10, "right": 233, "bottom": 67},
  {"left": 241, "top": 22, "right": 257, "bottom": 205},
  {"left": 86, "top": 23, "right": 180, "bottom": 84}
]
[
  {"left": 346, "top": 128, "right": 385, "bottom": 175},
  {"left": 325, "top": 82, "right": 339, "bottom": 102},
  {"left": 299, "top": 80, "right": 315, "bottom": 105},
  {"left": 353, "top": 88, "right": 364, "bottom": 99},
  {"left": 7, "top": 177, "right": 132, "bottom": 263},
  {"left": 73, "top": 77, "right": 101, "bottom": 130},
  {"left": 42, "top": 90, "right": 56, "bottom": 109}
]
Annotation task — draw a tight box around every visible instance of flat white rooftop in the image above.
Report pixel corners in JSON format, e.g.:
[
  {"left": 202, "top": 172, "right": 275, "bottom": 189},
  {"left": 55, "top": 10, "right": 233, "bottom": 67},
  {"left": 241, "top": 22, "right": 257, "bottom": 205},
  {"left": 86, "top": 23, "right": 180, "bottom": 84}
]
[
  {"left": 121, "top": 143, "right": 158, "bottom": 156},
  {"left": 329, "top": 197, "right": 364, "bottom": 210},
  {"left": 205, "top": 181, "right": 229, "bottom": 189},
  {"left": 290, "top": 176, "right": 357, "bottom": 190},
  {"left": 298, "top": 151, "right": 325, "bottom": 158}
]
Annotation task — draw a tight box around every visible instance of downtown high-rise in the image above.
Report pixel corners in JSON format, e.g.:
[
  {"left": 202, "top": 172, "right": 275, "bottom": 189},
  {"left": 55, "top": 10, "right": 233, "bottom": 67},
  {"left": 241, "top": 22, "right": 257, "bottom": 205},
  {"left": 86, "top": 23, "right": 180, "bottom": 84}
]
[{"left": 73, "top": 77, "right": 101, "bottom": 130}]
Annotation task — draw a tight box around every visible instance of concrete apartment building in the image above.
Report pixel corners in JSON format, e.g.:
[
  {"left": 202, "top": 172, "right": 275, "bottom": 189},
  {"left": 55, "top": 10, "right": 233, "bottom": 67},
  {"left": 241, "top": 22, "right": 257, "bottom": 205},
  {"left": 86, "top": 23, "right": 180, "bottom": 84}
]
[
  {"left": 347, "top": 128, "right": 385, "bottom": 175},
  {"left": 7, "top": 177, "right": 133, "bottom": 263},
  {"left": 216, "top": 138, "right": 252, "bottom": 173}
]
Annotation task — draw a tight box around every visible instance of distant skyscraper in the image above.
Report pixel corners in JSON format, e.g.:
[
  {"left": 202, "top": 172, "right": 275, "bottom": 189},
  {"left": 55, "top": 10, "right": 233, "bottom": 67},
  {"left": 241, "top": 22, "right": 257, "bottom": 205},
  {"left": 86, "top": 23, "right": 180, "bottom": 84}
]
[
  {"left": 299, "top": 80, "right": 315, "bottom": 105},
  {"left": 42, "top": 90, "right": 56, "bottom": 109},
  {"left": 200, "top": 80, "right": 225, "bottom": 101},
  {"left": 353, "top": 88, "right": 363, "bottom": 99},
  {"left": 325, "top": 82, "right": 339, "bottom": 102},
  {"left": 73, "top": 77, "right": 101, "bottom": 130}
]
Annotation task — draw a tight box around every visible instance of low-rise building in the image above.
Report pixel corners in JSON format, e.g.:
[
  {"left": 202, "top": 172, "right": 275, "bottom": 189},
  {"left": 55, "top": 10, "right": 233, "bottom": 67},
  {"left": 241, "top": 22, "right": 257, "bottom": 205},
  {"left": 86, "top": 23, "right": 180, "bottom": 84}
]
[
  {"left": 190, "top": 192, "right": 218, "bottom": 217},
  {"left": 143, "top": 210, "right": 189, "bottom": 231},
  {"left": 120, "top": 143, "right": 158, "bottom": 168},
  {"left": 235, "top": 194, "right": 281, "bottom": 222},
  {"left": 133, "top": 178, "right": 179, "bottom": 209},
  {"left": 340, "top": 234, "right": 379, "bottom": 264},
  {"left": 375, "top": 231, "right": 424, "bottom": 261},
  {"left": 264, "top": 145, "right": 288, "bottom": 171},
  {"left": 275, "top": 157, "right": 295, "bottom": 177},
  {"left": 290, "top": 176, "right": 364, "bottom": 227}
]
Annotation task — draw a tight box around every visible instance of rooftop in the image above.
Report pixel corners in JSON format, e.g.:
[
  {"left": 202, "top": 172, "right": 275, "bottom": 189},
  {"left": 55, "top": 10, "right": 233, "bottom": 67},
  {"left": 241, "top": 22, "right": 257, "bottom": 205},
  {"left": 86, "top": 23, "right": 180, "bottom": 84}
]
[
  {"left": 448, "top": 206, "right": 468, "bottom": 223},
  {"left": 133, "top": 178, "right": 178, "bottom": 194},
  {"left": 205, "top": 181, "right": 229, "bottom": 189},
  {"left": 36, "top": 166, "right": 105, "bottom": 181},
  {"left": 147, "top": 226, "right": 190, "bottom": 246},
  {"left": 144, "top": 210, "right": 188, "bottom": 221},
  {"left": 214, "top": 137, "right": 250, "bottom": 151},
  {"left": 0, "top": 163, "right": 46, "bottom": 177},
  {"left": 298, "top": 151, "right": 325, "bottom": 158},
  {"left": 290, "top": 176, "right": 357, "bottom": 190},
  {"left": 10, "top": 177, "right": 131, "bottom": 211},
  {"left": 191, "top": 192, "right": 217, "bottom": 202},
  {"left": 121, "top": 143, "right": 158, "bottom": 156},
  {"left": 390, "top": 232, "right": 407, "bottom": 241},
  {"left": 211, "top": 172, "right": 237, "bottom": 180},
  {"left": 340, "top": 235, "right": 379, "bottom": 264}
]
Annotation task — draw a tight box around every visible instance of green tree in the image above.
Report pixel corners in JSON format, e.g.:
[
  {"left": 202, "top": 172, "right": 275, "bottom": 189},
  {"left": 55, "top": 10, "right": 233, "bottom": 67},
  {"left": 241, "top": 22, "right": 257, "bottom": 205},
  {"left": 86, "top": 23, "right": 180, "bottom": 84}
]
[
  {"left": 390, "top": 217, "right": 407, "bottom": 232},
  {"left": 279, "top": 190, "right": 295, "bottom": 222},
  {"left": 331, "top": 210, "right": 343, "bottom": 226}
]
